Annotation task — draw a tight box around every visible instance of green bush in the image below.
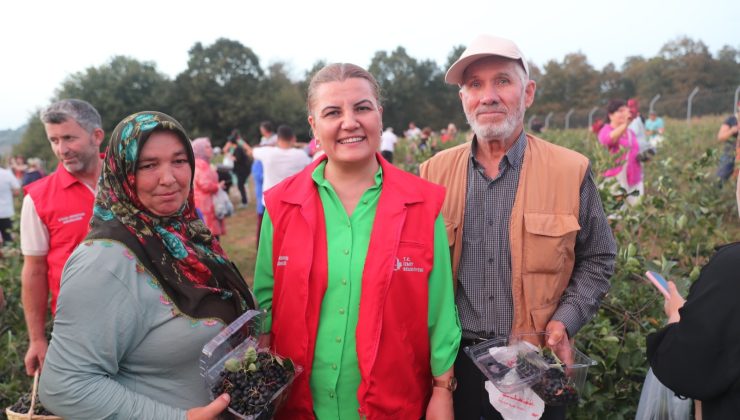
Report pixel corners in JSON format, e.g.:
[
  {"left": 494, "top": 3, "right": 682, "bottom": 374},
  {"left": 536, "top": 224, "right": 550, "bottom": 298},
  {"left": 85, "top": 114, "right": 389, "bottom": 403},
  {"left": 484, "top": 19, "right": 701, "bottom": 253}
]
[{"left": 1, "top": 240, "right": 33, "bottom": 414}]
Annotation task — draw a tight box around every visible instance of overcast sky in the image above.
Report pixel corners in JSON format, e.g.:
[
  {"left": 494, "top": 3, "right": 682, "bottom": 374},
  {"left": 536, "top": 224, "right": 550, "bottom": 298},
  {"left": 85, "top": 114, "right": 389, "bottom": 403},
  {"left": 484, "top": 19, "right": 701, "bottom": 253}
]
[{"left": 1, "top": 0, "right": 736, "bottom": 130}]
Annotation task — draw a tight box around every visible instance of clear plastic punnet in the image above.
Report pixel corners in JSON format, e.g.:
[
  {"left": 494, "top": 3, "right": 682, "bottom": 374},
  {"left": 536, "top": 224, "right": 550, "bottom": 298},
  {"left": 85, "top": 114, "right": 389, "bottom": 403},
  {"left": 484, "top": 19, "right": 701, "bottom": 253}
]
[
  {"left": 200, "top": 310, "right": 302, "bottom": 419},
  {"left": 465, "top": 332, "right": 597, "bottom": 405},
  {"left": 464, "top": 336, "right": 546, "bottom": 393}
]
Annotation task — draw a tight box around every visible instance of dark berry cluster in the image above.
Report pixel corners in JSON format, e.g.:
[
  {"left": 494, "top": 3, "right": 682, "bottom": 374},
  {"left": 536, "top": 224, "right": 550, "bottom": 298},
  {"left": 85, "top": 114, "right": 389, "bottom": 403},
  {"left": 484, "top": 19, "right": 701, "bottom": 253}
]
[
  {"left": 211, "top": 346, "right": 295, "bottom": 418},
  {"left": 517, "top": 349, "right": 579, "bottom": 405},
  {"left": 530, "top": 366, "right": 579, "bottom": 405},
  {"left": 8, "top": 392, "right": 56, "bottom": 416}
]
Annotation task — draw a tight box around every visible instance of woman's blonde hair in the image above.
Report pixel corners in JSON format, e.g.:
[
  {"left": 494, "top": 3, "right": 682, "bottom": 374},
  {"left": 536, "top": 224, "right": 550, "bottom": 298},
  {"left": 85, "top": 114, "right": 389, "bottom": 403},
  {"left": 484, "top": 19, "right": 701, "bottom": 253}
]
[{"left": 306, "top": 63, "right": 381, "bottom": 117}]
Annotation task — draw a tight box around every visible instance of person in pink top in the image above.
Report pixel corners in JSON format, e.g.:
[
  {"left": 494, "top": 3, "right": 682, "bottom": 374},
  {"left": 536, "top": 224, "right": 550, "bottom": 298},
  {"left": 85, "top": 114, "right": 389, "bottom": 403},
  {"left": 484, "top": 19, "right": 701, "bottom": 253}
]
[
  {"left": 192, "top": 137, "right": 225, "bottom": 237},
  {"left": 598, "top": 99, "right": 643, "bottom": 205}
]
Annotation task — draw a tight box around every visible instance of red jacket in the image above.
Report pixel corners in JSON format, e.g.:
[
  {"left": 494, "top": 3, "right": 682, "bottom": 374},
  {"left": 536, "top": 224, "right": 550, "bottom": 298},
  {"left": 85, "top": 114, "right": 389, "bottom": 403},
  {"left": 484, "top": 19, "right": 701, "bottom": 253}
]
[
  {"left": 264, "top": 154, "right": 445, "bottom": 419},
  {"left": 24, "top": 162, "right": 96, "bottom": 314}
]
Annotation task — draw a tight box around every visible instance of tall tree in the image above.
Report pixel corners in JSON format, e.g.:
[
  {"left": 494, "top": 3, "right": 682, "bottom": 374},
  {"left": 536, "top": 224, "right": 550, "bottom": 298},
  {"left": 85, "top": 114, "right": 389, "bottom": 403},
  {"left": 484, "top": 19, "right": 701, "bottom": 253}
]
[
  {"left": 56, "top": 56, "right": 173, "bottom": 136},
  {"left": 170, "top": 38, "right": 264, "bottom": 142}
]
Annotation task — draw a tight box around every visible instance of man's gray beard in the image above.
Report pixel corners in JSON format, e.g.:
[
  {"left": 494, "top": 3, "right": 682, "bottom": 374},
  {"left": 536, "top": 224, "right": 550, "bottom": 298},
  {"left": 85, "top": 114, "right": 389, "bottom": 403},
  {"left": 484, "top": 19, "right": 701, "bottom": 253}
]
[{"left": 466, "top": 101, "right": 525, "bottom": 142}]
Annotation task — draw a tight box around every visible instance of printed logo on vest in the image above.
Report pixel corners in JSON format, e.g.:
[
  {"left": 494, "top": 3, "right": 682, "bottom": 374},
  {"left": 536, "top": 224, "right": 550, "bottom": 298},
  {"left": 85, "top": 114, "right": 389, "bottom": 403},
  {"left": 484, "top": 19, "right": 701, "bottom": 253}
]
[
  {"left": 57, "top": 212, "right": 86, "bottom": 224},
  {"left": 277, "top": 255, "right": 289, "bottom": 267},
  {"left": 394, "top": 256, "right": 425, "bottom": 273}
]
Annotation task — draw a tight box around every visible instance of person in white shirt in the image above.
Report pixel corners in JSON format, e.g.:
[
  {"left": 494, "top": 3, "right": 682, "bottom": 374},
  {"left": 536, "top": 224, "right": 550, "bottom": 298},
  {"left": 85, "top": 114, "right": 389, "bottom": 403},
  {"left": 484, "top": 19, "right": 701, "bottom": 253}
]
[
  {"left": 0, "top": 165, "right": 21, "bottom": 245},
  {"left": 405, "top": 121, "right": 422, "bottom": 140},
  {"left": 252, "top": 125, "right": 311, "bottom": 204},
  {"left": 380, "top": 127, "right": 398, "bottom": 163},
  {"left": 258, "top": 121, "right": 278, "bottom": 146}
]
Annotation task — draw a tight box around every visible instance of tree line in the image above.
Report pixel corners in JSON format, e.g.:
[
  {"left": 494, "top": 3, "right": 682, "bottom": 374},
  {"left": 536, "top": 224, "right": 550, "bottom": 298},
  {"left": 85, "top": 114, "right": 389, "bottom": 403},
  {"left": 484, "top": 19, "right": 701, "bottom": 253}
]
[{"left": 14, "top": 36, "right": 739, "bottom": 166}]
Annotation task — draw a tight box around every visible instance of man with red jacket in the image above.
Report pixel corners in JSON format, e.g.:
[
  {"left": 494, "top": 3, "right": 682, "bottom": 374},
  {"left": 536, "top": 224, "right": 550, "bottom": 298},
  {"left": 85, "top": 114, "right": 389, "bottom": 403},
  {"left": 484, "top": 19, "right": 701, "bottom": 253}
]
[{"left": 20, "top": 99, "right": 104, "bottom": 375}]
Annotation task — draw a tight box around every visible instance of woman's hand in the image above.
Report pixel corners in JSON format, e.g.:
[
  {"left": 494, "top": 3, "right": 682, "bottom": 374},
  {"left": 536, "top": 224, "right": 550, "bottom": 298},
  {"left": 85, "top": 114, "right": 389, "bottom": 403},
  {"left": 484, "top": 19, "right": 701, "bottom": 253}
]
[
  {"left": 186, "top": 393, "right": 230, "bottom": 420},
  {"left": 663, "top": 281, "right": 686, "bottom": 324},
  {"left": 425, "top": 387, "right": 454, "bottom": 420}
]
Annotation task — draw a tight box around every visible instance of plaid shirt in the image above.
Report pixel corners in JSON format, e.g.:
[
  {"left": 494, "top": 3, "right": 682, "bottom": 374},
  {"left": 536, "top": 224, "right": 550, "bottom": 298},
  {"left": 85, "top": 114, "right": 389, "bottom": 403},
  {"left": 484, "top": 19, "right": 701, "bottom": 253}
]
[{"left": 457, "top": 131, "right": 615, "bottom": 340}]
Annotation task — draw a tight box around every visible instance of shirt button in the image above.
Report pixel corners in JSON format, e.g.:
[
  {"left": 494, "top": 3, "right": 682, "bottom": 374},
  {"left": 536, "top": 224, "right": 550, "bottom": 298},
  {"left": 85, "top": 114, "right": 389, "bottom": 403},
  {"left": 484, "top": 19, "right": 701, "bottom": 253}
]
[
  {"left": 489, "top": 296, "right": 495, "bottom": 300},
  {"left": 343, "top": 249, "right": 349, "bottom": 255},
  {"left": 339, "top": 308, "right": 345, "bottom": 315},
  {"left": 488, "top": 184, "right": 494, "bottom": 189},
  {"left": 329, "top": 391, "right": 335, "bottom": 398},
  {"left": 488, "top": 258, "right": 494, "bottom": 263},
  {"left": 332, "top": 363, "right": 338, "bottom": 370},
  {"left": 341, "top": 279, "right": 347, "bottom": 285},
  {"left": 363, "top": 199, "right": 368, "bottom": 204},
  {"left": 488, "top": 220, "right": 494, "bottom": 226},
  {"left": 336, "top": 336, "right": 342, "bottom": 343}
]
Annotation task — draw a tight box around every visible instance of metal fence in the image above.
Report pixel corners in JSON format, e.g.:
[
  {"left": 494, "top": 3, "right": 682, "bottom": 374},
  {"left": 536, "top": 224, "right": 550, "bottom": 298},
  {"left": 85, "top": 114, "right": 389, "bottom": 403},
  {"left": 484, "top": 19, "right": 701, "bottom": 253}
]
[{"left": 528, "top": 85, "right": 740, "bottom": 130}]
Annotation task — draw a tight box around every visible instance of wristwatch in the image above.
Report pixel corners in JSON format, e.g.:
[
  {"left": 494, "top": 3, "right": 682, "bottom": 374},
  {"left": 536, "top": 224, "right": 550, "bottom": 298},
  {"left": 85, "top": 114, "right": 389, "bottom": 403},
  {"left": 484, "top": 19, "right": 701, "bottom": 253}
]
[{"left": 433, "top": 377, "right": 458, "bottom": 392}]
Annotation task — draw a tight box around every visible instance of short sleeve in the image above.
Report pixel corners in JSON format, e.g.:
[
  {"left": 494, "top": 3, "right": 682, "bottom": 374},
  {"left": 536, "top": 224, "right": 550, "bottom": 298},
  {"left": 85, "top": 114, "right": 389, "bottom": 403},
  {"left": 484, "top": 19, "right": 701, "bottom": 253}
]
[{"left": 20, "top": 194, "right": 49, "bottom": 256}]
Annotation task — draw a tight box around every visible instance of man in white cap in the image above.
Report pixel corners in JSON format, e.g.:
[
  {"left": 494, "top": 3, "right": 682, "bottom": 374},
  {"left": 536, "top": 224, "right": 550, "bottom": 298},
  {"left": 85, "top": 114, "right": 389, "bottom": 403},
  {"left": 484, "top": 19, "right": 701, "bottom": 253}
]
[{"left": 420, "top": 35, "right": 615, "bottom": 419}]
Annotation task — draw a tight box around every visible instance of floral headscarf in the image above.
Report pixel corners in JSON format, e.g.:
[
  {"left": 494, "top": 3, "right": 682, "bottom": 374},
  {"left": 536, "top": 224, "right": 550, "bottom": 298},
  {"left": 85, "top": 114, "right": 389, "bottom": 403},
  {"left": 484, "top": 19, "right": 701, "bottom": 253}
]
[{"left": 87, "top": 111, "right": 253, "bottom": 324}]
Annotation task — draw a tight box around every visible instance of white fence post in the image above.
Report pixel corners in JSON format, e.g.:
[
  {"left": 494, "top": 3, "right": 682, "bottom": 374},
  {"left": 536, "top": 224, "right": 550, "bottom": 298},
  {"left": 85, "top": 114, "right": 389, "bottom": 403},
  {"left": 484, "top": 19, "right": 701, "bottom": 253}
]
[
  {"left": 649, "top": 94, "right": 661, "bottom": 114},
  {"left": 544, "top": 112, "right": 554, "bottom": 130},
  {"left": 565, "top": 108, "right": 574, "bottom": 130},
  {"left": 734, "top": 86, "right": 739, "bottom": 114},
  {"left": 588, "top": 107, "right": 599, "bottom": 129},
  {"left": 687, "top": 87, "right": 700, "bottom": 125},
  {"left": 528, "top": 114, "right": 537, "bottom": 131}
]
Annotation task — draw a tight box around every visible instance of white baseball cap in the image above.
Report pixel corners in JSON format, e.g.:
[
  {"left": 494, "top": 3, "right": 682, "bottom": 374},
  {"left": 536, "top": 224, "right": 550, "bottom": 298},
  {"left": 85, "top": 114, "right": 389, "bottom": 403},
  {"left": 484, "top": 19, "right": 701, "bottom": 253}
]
[{"left": 445, "top": 34, "right": 529, "bottom": 85}]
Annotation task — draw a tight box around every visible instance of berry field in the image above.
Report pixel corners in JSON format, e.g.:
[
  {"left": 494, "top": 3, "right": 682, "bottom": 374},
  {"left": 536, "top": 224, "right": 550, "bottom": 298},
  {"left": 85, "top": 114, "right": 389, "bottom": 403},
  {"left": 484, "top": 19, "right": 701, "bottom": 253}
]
[{"left": 1, "top": 116, "right": 738, "bottom": 418}]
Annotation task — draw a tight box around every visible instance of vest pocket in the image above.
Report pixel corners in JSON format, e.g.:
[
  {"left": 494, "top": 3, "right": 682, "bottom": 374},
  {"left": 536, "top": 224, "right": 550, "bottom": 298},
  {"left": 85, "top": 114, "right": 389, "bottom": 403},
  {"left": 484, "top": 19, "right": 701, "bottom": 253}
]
[
  {"left": 530, "top": 301, "right": 559, "bottom": 333},
  {"left": 523, "top": 213, "right": 580, "bottom": 273}
]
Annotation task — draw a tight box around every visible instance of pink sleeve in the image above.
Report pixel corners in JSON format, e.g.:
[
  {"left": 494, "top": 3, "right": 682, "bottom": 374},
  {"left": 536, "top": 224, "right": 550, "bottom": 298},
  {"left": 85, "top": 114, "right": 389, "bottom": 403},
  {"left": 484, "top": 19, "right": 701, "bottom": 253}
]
[
  {"left": 194, "top": 162, "right": 220, "bottom": 194},
  {"left": 598, "top": 125, "right": 617, "bottom": 150}
]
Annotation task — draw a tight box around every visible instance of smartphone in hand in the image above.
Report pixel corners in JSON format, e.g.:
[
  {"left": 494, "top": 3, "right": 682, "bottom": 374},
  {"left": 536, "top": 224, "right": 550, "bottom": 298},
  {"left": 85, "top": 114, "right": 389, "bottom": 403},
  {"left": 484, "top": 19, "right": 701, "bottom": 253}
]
[{"left": 645, "top": 271, "right": 670, "bottom": 299}]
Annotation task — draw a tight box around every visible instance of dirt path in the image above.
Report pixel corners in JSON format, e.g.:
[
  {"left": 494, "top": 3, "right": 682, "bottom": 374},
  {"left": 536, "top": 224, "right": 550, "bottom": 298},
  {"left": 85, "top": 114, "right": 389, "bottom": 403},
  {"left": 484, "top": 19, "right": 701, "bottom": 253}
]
[{"left": 220, "top": 186, "right": 259, "bottom": 286}]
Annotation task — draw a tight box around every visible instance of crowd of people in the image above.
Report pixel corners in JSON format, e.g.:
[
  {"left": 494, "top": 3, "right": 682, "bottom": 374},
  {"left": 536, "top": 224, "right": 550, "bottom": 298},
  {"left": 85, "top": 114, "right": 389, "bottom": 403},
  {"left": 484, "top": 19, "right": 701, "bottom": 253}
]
[{"left": 0, "top": 34, "right": 736, "bottom": 420}]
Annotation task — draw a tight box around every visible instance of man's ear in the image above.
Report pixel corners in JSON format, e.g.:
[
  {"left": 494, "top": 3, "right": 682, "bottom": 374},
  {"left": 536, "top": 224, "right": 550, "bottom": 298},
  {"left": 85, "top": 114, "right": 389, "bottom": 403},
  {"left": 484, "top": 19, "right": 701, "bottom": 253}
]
[
  {"left": 524, "top": 80, "right": 536, "bottom": 109},
  {"left": 93, "top": 128, "right": 105, "bottom": 147}
]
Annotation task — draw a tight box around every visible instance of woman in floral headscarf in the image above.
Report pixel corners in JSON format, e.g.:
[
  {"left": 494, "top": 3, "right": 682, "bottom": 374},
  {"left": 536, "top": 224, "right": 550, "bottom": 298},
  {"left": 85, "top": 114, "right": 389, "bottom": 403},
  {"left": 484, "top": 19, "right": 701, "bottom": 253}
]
[
  {"left": 39, "top": 111, "right": 254, "bottom": 420},
  {"left": 192, "top": 137, "right": 225, "bottom": 237}
]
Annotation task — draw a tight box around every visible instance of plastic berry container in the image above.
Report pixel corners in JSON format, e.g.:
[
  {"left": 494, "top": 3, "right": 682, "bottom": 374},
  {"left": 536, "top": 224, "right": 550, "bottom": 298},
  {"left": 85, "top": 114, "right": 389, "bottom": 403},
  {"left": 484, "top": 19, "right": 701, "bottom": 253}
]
[
  {"left": 200, "top": 310, "right": 303, "bottom": 419},
  {"left": 464, "top": 336, "right": 546, "bottom": 393},
  {"left": 511, "top": 332, "right": 597, "bottom": 405}
]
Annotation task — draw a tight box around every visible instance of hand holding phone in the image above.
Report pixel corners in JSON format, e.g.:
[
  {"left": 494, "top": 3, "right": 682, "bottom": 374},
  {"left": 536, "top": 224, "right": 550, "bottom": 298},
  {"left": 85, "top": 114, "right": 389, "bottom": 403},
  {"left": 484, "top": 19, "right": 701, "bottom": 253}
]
[{"left": 645, "top": 271, "right": 670, "bottom": 299}]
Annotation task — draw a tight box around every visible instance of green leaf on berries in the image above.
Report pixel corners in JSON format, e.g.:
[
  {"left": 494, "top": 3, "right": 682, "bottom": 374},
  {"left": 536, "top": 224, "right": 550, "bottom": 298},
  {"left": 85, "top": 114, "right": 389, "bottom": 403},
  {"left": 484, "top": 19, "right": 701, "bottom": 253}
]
[
  {"left": 274, "top": 354, "right": 284, "bottom": 367},
  {"left": 224, "top": 358, "right": 241, "bottom": 372}
]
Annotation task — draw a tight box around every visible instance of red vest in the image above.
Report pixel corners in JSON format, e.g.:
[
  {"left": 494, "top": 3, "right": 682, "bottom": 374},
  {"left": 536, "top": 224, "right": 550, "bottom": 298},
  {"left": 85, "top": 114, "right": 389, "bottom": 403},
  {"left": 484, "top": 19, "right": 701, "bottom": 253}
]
[
  {"left": 24, "top": 163, "right": 95, "bottom": 314},
  {"left": 264, "top": 154, "right": 445, "bottom": 419}
]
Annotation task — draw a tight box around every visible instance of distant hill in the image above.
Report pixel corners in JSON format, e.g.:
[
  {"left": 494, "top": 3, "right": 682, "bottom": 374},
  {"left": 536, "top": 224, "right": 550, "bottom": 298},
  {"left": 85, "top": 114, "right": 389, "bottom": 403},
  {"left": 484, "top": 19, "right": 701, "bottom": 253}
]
[{"left": 0, "top": 125, "right": 27, "bottom": 157}]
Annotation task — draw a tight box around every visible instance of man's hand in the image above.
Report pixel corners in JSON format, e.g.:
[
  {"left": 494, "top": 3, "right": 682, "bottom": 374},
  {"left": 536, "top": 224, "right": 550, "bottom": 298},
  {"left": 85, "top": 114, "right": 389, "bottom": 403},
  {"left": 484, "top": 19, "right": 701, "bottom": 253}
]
[
  {"left": 545, "top": 320, "right": 574, "bottom": 367},
  {"left": 425, "top": 387, "right": 454, "bottom": 420},
  {"left": 24, "top": 338, "right": 48, "bottom": 376},
  {"left": 186, "top": 393, "right": 230, "bottom": 420}
]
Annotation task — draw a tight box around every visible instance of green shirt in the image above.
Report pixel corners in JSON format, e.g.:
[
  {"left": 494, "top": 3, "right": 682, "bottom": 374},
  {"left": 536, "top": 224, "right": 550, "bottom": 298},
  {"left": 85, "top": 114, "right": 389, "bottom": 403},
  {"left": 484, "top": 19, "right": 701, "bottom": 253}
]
[{"left": 253, "top": 161, "right": 460, "bottom": 419}]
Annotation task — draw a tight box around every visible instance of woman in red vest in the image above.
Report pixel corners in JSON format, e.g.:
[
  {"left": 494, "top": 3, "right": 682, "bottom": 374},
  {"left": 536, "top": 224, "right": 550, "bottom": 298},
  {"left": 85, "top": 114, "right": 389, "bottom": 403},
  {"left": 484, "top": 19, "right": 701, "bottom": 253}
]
[{"left": 253, "top": 63, "right": 461, "bottom": 420}]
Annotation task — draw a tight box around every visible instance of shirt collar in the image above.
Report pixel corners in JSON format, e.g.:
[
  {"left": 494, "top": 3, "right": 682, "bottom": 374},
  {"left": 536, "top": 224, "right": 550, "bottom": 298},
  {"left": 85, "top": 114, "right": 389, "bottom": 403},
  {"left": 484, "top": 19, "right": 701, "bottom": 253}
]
[
  {"left": 311, "top": 159, "right": 384, "bottom": 189},
  {"left": 470, "top": 130, "right": 527, "bottom": 169},
  {"left": 56, "top": 153, "right": 104, "bottom": 190},
  {"left": 55, "top": 161, "right": 83, "bottom": 189}
]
